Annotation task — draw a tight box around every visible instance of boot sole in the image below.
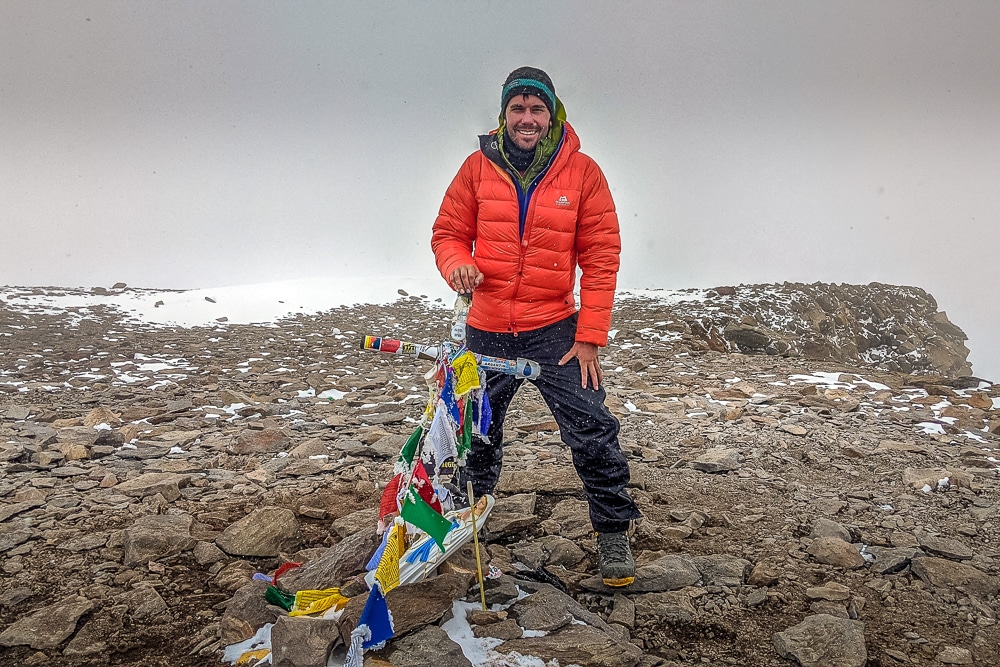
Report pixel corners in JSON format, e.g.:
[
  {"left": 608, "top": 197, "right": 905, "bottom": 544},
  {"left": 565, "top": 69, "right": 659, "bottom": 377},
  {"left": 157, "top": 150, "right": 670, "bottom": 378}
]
[{"left": 602, "top": 575, "right": 635, "bottom": 587}]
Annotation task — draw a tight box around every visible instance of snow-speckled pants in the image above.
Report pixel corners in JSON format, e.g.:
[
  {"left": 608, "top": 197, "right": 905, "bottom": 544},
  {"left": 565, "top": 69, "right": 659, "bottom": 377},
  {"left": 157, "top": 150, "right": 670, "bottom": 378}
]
[{"left": 462, "top": 314, "right": 641, "bottom": 533}]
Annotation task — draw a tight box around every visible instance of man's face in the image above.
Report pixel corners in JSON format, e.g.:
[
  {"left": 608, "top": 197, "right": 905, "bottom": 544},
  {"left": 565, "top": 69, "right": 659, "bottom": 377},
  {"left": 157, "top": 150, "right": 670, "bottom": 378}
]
[{"left": 504, "top": 93, "right": 551, "bottom": 151}]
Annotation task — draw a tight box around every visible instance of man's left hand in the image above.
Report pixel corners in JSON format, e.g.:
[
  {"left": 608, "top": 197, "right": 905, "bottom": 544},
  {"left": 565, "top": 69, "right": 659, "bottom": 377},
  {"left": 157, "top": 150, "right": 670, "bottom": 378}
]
[{"left": 558, "top": 342, "right": 603, "bottom": 389}]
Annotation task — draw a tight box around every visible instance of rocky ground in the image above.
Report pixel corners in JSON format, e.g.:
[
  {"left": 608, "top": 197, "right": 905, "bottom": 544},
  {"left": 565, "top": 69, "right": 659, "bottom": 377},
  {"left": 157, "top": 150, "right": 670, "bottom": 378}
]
[{"left": 1, "top": 285, "right": 998, "bottom": 667}]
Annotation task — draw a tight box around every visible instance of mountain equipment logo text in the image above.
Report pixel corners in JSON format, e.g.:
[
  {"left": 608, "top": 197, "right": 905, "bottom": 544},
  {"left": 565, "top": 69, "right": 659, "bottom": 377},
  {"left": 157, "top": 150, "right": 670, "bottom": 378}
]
[{"left": 555, "top": 195, "right": 571, "bottom": 207}]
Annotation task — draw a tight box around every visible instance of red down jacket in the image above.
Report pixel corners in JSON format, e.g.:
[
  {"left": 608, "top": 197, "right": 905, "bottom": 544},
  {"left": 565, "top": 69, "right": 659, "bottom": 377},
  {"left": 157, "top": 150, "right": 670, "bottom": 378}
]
[{"left": 431, "top": 122, "right": 620, "bottom": 347}]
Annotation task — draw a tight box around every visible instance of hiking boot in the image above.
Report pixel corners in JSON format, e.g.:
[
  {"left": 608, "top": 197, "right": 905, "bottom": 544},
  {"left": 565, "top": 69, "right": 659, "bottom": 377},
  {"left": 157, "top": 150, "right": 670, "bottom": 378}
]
[{"left": 596, "top": 531, "right": 635, "bottom": 587}]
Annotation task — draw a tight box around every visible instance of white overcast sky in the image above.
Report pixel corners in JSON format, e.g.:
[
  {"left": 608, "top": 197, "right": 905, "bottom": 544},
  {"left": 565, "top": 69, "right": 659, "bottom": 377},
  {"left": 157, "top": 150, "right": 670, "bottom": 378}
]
[{"left": 1, "top": 1, "right": 998, "bottom": 380}]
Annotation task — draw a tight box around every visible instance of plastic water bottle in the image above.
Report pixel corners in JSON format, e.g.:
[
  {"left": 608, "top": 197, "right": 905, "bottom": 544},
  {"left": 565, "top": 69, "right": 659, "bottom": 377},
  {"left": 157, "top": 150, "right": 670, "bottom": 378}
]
[
  {"left": 451, "top": 294, "right": 471, "bottom": 341},
  {"left": 515, "top": 357, "right": 541, "bottom": 380}
]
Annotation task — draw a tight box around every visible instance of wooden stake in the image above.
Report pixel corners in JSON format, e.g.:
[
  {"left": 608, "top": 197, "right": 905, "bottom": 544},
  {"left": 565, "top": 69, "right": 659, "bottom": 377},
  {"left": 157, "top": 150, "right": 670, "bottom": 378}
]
[{"left": 466, "top": 481, "right": 488, "bottom": 611}]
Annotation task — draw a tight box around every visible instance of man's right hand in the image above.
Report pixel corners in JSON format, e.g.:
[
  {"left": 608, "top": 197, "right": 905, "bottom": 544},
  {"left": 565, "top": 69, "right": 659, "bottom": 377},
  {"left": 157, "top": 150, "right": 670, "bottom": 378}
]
[{"left": 448, "top": 264, "right": 484, "bottom": 294}]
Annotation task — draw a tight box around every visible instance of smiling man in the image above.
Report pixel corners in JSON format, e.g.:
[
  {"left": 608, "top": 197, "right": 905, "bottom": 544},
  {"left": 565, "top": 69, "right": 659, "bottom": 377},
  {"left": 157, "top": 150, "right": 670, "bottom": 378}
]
[{"left": 431, "top": 67, "right": 642, "bottom": 587}]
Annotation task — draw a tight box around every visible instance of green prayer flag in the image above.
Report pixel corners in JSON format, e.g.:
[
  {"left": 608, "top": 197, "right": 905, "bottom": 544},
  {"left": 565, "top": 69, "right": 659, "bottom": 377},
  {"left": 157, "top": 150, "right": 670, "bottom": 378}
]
[
  {"left": 399, "top": 485, "right": 452, "bottom": 552},
  {"left": 458, "top": 395, "right": 472, "bottom": 458},
  {"left": 264, "top": 585, "right": 295, "bottom": 611},
  {"left": 398, "top": 425, "right": 423, "bottom": 466}
]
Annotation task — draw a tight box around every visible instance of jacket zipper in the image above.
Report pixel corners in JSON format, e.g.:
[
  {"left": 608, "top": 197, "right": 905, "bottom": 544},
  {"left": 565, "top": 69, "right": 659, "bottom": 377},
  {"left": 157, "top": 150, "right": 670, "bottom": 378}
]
[
  {"left": 502, "top": 132, "right": 566, "bottom": 336},
  {"left": 509, "top": 168, "right": 551, "bottom": 336}
]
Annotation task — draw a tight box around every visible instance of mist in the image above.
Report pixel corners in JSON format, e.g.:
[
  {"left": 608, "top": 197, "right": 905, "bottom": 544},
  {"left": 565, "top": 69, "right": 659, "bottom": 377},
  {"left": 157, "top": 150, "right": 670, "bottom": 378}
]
[{"left": 2, "top": 1, "right": 997, "bottom": 379}]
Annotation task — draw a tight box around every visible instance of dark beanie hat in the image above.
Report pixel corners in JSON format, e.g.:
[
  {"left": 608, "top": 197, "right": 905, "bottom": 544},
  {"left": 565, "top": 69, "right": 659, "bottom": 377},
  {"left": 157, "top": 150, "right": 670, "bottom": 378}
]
[{"left": 501, "top": 66, "right": 556, "bottom": 115}]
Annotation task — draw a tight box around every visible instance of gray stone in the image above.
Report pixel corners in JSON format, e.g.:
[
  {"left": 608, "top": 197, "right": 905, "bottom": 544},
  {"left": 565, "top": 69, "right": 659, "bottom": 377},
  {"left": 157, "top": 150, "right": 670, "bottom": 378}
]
[
  {"left": 546, "top": 499, "right": 593, "bottom": 540},
  {"left": 369, "top": 433, "right": 408, "bottom": 457},
  {"left": 0, "top": 586, "right": 33, "bottom": 608},
  {"left": 809, "top": 600, "right": 850, "bottom": 618},
  {"left": 281, "top": 524, "right": 378, "bottom": 592},
  {"left": 114, "top": 472, "right": 189, "bottom": 501},
  {"left": 377, "top": 625, "right": 473, "bottom": 667},
  {"left": 634, "top": 590, "right": 698, "bottom": 624},
  {"left": 869, "top": 547, "right": 924, "bottom": 575},
  {"left": 482, "top": 573, "right": 520, "bottom": 606},
  {"left": 915, "top": 531, "right": 974, "bottom": 561},
  {"left": 330, "top": 507, "right": 377, "bottom": 540},
  {"left": 902, "top": 467, "right": 974, "bottom": 491},
  {"left": 485, "top": 511, "right": 537, "bottom": 538},
  {"left": 511, "top": 541, "right": 548, "bottom": 569},
  {"left": 219, "top": 580, "right": 279, "bottom": 645},
  {"left": 498, "top": 466, "right": 582, "bottom": 495},
  {"left": 473, "top": 617, "right": 523, "bottom": 640},
  {"left": 780, "top": 423, "right": 809, "bottom": 436},
  {"left": 338, "top": 572, "right": 472, "bottom": 646},
  {"left": 508, "top": 588, "right": 574, "bottom": 632},
  {"left": 50, "top": 465, "right": 89, "bottom": 477},
  {"left": 123, "top": 513, "right": 195, "bottom": 566},
  {"left": 936, "top": 646, "right": 974, "bottom": 664},
  {"left": 0, "top": 443, "right": 26, "bottom": 461},
  {"left": 193, "top": 540, "right": 228, "bottom": 565},
  {"left": 57, "top": 531, "right": 109, "bottom": 552},
  {"left": 582, "top": 554, "right": 701, "bottom": 593},
  {"left": 62, "top": 604, "right": 127, "bottom": 656},
  {"left": 805, "top": 582, "right": 852, "bottom": 601},
  {"left": 288, "top": 438, "right": 330, "bottom": 459},
  {"left": 773, "top": 614, "right": 867, "bottom": 667},
  {"left": 276, "top": 459, "right": 325, "bottom": 477},
  {"left": 116, "top": 585, "right": 169, "bottom": 621},
  {"left": 214, "top": 559, "right": 258, "bottom": 593},
  {"left": 497, "top": 624, "right": 643, "bottom": 667},
  {"left": 806, "top": 537, "right": 866, "bottom": 569},
  {"left": 3, "top": 406, "right": 31, "bottom": 420},
  {"left": 494, "top": 492, "right": 537, "bottom": 515},
  {"left": 0, "top": 595, "right": 94, "bottom": 649},
  {"left": 270, "top": 615, "right": 340, "bottom": 667},
  {"left": 811, "top": 518, "right": 852, "bottom": 543},
  {"left": 0, "top": 521, "right": 34, "bottom": 553},
  {"left": 232, "top": 428, "right": 290, "bottom": 454},
  {"left": 514, "top": 582, "right": 618, "bottom": 635},
  {"left": 911, "top": 556, "right": 1000, "bottom": 598},
  {"left": 747, "top": 587, "right": 768, "bottom": 607},
  {"left": 216, "top": 506, "right": 300, "bottom": 557},
  {"left": 690, "top": 448, "right": 741, "bottom": 473},
  {"left": 0, "top": 499, "right": 44, "bottom": 523},
  {"left": 608, "top": 592, "right": 636, "bottom": 629},
  {"left": 691, "top": 554, "right": 752, "bottom": 587},
  {"left": 537, "top": 534, "right": 586, "bottom": 567}
]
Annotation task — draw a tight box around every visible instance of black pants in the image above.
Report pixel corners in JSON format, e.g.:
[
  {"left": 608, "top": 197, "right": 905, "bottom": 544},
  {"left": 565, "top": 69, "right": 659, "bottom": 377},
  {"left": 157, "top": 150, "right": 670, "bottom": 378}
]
[{"left": 463, "top": 314, "right": 641, "bottom": 533}]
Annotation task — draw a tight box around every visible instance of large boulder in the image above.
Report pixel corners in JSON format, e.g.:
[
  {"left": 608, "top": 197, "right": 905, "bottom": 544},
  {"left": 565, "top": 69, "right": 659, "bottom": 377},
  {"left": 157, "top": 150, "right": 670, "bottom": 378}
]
[{"left": 216, "top": 507, "right": 300, "bottom": 557}]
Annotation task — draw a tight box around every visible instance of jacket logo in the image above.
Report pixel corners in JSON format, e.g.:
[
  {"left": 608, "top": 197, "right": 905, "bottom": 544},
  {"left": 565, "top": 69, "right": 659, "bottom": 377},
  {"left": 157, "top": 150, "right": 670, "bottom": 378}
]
[{"left": 555, "top": 195, "right": 571, "bottom": 207}]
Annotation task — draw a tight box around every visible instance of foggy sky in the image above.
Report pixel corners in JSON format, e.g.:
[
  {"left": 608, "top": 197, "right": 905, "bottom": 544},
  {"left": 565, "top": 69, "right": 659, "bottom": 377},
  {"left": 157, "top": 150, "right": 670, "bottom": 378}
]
[{"left": 2, "top": 1, "right": 998, "bottom": 380}]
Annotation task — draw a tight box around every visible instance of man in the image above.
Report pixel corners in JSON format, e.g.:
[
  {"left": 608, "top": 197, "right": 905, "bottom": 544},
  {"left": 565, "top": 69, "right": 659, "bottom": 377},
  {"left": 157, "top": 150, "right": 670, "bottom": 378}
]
[{"left": 431, "top": 67, "right": 641, "bottom": 587}]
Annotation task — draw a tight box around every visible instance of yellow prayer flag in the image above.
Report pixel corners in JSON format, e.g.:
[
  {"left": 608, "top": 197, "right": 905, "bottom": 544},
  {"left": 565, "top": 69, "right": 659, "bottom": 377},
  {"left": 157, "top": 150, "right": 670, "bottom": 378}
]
[
  {"left": 288, "top": 587, "right": 350, "bottom": 616},
  {"left": 236, "top": 649, "right": 271, "bottom": 664},
  {"left": 374, "top": 523, "right": 405, "bottom": 594},
  {"left": 452, "top": 351, "right": 481, "bottom": 396}
]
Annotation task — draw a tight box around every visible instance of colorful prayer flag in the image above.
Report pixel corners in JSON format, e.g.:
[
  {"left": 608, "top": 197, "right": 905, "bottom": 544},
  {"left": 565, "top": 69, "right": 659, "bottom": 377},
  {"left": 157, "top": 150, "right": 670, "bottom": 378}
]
[
  {"left": 440, "top": 367, "right": 461, "bottom": 423},
  {"left": 400, "top": 484, "right": 453, "bottom": 552},
  {"left": 374, "top": 523, "right": 405, "bottom": 594},
  {"left": 458, "top": 394, "right": 473, "bottom": 458},
  {"left": 264, "top": 585, "right": 295, "bottom": 611},
  {"left": 397, "top": 424, "right": 423, "bottom": 466},
  {"left": 475, "top": 389, "right": 492, "bottom": 439},
  {"left": 289, "top": 588, "right": 349, "bottom": 616},
  {"left": 427, "top": 399, "right": 458, "bottom": 471},
  {"left": 366, "top": 528, "right": 392, "bottom": 571},
  {"left": 452, "top": 350, "right": 481, "bottom": 395},
  {"left": 359, "top": 583, "right": 394, "bottom": 649},
  {"left": 345, "top": 582, "right": 395, "bottom": 666}
]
